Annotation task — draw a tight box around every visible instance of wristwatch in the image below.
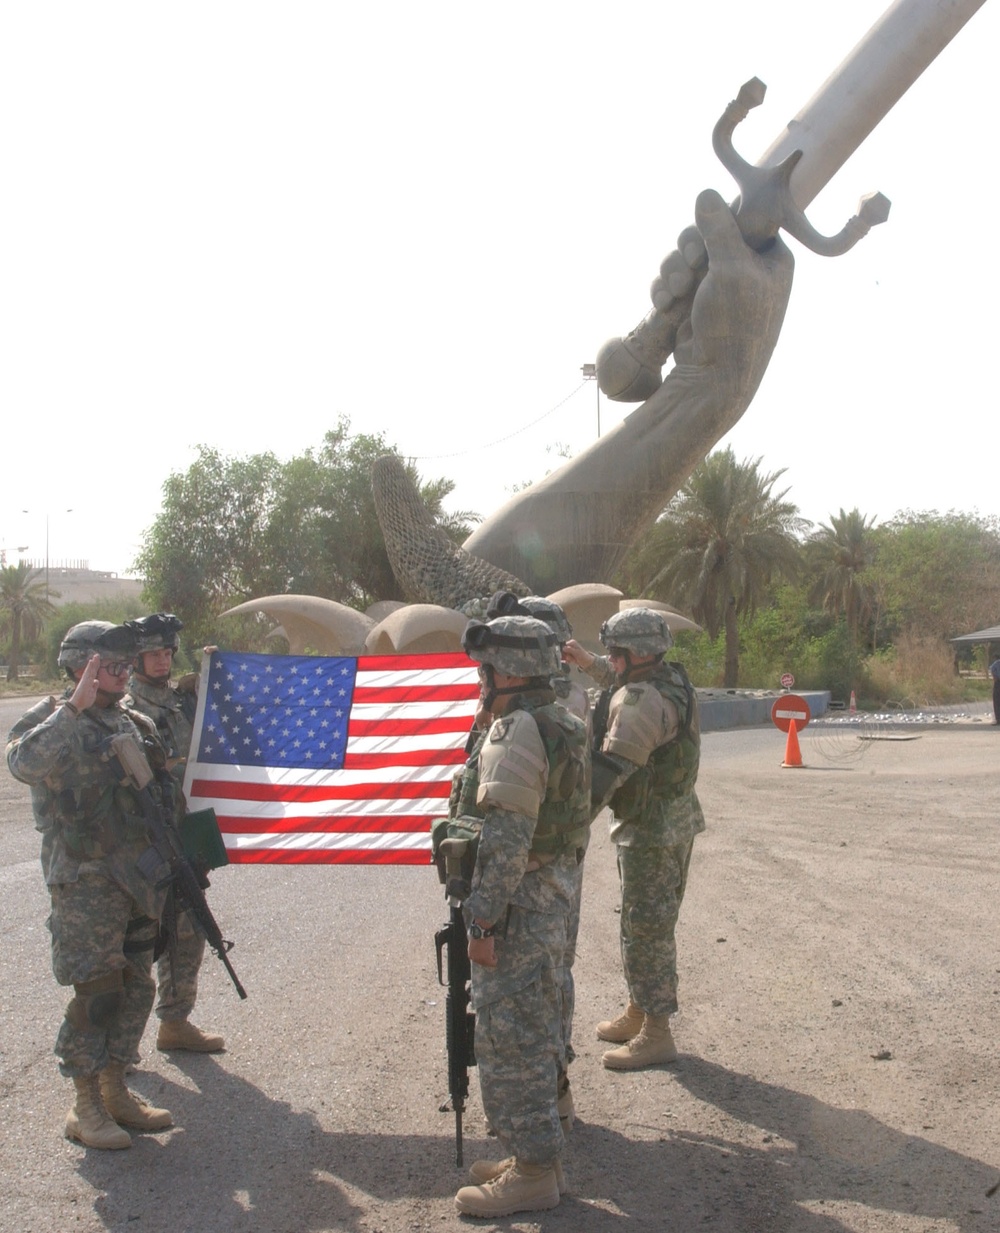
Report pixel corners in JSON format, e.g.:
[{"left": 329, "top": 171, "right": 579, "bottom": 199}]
[{"left": 468, "top": 921, "right": 496, "bottom": 940}]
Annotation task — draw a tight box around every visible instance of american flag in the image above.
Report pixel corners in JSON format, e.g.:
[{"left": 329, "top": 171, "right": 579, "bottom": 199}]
[{"left": 182, "top": 650, "right": 480, "bottom": 865}]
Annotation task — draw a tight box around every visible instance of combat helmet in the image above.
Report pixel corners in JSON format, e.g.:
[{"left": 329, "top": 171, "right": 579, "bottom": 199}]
[
  {"left": 57, "top": 621, "right": 138, "bottom": 672},
  {"left": 463, "top": 615, "right": 562, "bottom": 679},
  {"left": 600, "top": 607, "right": 673, "bottom": 658},
  {"left": 127, "top": 612, "right": 183, "bottom": 653},
  {"left": 485, "top": 591, "right": 573, "bottom": 643},
  {"left": 521, "top": 596, "right": 572, "bottom": 643}
]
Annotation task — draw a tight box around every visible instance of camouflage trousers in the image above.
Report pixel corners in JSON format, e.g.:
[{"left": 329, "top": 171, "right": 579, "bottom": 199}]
[
  {"left": 48, "top": 868, "right": 160, "bottom": 1078},
  {"left": 617, "top": 836, "right": 696, "bottom": 1017},
  {"left": 472, "top": 906, "right": 565, "bottom": 1166},
  {"left": 558, "top": 849, "right": 587, "bottom": 1068},
  {"left": 156, "top": 907, "right": 206, "bottom": 1021}
]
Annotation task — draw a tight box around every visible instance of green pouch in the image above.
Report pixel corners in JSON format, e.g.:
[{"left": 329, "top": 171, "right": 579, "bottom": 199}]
[
  {"left": 430, "top": 814, "right": 482, "bottom": 893},
  {"left": 180, "top": 808, "right": 230, "bottom": 870}
]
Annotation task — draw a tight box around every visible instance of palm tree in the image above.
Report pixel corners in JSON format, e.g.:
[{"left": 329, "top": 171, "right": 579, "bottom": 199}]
[
  {"left": 635, "top": 448, "right": 806, "bottom": 687},
  {"left": 807, "top": 508, "right": 876, "bottom": 648},
  {"left": 0, "top": 562, "right": 56, "bottom": 681}
]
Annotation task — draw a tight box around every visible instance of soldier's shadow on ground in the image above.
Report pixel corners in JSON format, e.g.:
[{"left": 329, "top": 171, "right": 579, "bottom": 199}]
[
  {"left": 667, "top": 1055, "right": 998, "bottom": 1230},
  {"left": 72, "top": 1052, "right": 999, "bottom": 1231}
]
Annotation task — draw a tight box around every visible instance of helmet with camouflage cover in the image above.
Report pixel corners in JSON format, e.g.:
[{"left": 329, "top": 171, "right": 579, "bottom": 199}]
[
  {"left": 57, "top": 621, "right": 138, "bottom": 672},
  {"left": 485, "top": 591, "right": 573, "bottom": 643},
  {"left": 127, "top": 612, "right": 183, "bottom": 653},
  {"left": 599, "top": 607, "right": 673, "bottom": 657},
  {"left": 462, "top": 615, "right": 562, "bottom": 678},
  {"left": 520, "top": 596, "right": 572, "bottom": 643}
]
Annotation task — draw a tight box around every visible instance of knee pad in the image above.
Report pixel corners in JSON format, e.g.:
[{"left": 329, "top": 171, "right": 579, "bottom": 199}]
[{"left": 66, "top": 971, "right": 125, "bottom": 1030}]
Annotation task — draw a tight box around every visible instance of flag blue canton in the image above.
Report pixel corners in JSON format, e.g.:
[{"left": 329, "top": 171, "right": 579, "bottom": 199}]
[{"left": 197, "top": 651, "right": 357, "bottom": 769}]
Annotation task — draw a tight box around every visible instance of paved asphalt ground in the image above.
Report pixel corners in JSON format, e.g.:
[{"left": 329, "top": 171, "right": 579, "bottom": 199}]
[{"left": 2, "top": 695, "right": 999, "bottom": 1233}]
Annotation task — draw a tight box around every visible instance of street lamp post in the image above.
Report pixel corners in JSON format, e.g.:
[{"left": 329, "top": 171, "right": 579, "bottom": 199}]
[
  {"left": 581, "top": 362, "right": 600, "bottom": 437},
  {"left": 22, "top": 508, "right": 73, "bottom": 600}
]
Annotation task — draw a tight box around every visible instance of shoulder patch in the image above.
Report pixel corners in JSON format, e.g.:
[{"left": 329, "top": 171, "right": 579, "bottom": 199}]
[{"left": 489, "top": 717, "right": 511, "bottom": 742}]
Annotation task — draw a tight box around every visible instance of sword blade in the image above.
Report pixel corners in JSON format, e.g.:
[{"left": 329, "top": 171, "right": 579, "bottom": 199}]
[{"left": 759, "top": 0, "right": 989, "bottom": 208}]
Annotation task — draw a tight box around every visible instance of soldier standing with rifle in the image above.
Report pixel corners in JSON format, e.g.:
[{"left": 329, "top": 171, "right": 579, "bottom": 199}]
[
  {"left": 450, "top": 614, "right": 591, "bottom": 1218},
  {"left": 125, "top": 613, "right": 224, "bottom": 1053},
  {"left": 483, "top": 591, "right": 591, "bottom": 1131},
  {"left": 6, "top": 621, "right": 175, "bottom": 1149}
]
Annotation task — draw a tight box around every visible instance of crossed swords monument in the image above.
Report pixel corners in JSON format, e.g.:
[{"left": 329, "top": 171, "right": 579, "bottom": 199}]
[{"left": 227, "top": 0, "right": 989, "bottom": 653}]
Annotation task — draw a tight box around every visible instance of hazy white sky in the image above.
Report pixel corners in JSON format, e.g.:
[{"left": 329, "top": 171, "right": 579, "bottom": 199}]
[{"left": 1, "top": 0, "right": 995, "bottom": 580}]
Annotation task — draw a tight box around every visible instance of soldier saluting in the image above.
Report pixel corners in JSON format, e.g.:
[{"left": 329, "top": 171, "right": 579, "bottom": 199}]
[
  {"left": 6, "top": 621, "right": 176, "bottom": 1149},
  {"left": 564, "top": 607, "right": 704, "bottom": 1070}
]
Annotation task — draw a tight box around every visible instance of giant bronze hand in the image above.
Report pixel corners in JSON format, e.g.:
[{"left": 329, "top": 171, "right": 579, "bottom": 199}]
[
  {"left": 463, "top": 190, "right": 794, "bottom": 592},
  {"left": 462, "top": 0, "right": 985, "bottom": 595}
]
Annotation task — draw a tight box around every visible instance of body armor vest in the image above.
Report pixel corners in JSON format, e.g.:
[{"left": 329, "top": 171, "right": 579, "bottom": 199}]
[
  {"left": 515, "top": 691, "right": 592, "bottom": 858},
  {"left": 609, "top": 662, "right": 700, "bottom": 822}
]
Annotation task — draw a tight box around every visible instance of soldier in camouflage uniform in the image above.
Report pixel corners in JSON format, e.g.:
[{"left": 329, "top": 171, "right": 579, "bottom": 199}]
[
  {"left": 564, "top": 606, "right": 704, "bottom": 1070},
  {"left": 125, "top": 613, "right": 223, "bottom": 1054},
  {"left": 6, "top": 621, "right": 175, "bottom": 1150},
  {"left": 484, "top": 592, "right": 590, "bottom": 1130},
  {"left": 452, "top": 615, "right": 591, "bottom": 1218}
]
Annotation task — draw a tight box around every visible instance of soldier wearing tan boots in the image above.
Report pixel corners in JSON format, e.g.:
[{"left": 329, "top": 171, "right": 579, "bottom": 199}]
[
  {"left": 453, "top": 615, "right": 591, "bottom": 1217},
  {"left": 6, "top": 621, "right": 176, "bottom": 1148},
  {"left": 564, "top": 607, "right": 704, "bottom": 1070},
  {"left": 125, "top": 613, "right": 224, "bottom": 1054}
]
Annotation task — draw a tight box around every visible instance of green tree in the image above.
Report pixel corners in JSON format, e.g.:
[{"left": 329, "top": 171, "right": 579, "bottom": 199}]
[
  {"left": 134, "top": 419, "right": 474, "bottom": 650},
  {"left": 620, "top": 448, "right": 806, "bottom": 686},
  {"left": 0, "top": 563, "right": 57, "bottom": 681},
  {"left": 806, "top": 508, "right": 877, "bottom": 650},
  {"left": 869, "top": 510, "right": 1000, "bottom": 643}
]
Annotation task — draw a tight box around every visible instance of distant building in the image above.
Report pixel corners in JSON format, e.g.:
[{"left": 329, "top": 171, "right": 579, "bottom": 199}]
[{"left": 18, "top": 560, "right": 144, "bottom": 607}]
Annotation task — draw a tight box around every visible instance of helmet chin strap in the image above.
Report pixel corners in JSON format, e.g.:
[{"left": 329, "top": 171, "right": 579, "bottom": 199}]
[
  {"left": 615, "top": 652, "right": 661, "bottom": 686},
  {"left": 478, "top": 665, "right": 525, "bottom": 713}
]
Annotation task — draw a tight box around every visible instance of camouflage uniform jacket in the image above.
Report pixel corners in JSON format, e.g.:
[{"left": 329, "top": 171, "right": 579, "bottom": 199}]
[
  {"left": 552, "top": 670, "right": 592, "bottom": 740},
  {"left": 586, "top": 659, "right": 705, "bottom": 849},
  {"left": 6, "top": 691, "right": 171, "bottom": 908},
  {"left": 125, "top": 675, "right": 197, "bottom": 791},
  {"left": 465, "top": 688, "right": 590, "bottom": 927}
]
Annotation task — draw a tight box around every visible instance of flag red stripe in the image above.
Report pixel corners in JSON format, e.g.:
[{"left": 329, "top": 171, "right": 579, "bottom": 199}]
[
  {"left": 356, "top": 653, "right": 474, "bottom": 672},
  {"left": 347, "top": 716, "right": 473, "bottom": 737},
  {"left": 342, "top": 748, "right": 464, "bottom": 770},
  {"left": 352, "top": 684, "right": 479, "bottom": 704},
  {"left": 215, "top": 814, "right": 438, "bottom": 835},
  {"left": 190, "top": 777, "right": 451, "bottom": 802},
  {"left": 227, "top": 848, "right": 432, "bottom": 866}
]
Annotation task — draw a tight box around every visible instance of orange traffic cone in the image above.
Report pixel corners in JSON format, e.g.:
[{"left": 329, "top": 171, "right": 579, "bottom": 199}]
[
  {"left": 849, "top": 690, "right": 857, "bottom": 715},
  {"left": 782, "top": 718, "right": 803, "bottom": 768}
]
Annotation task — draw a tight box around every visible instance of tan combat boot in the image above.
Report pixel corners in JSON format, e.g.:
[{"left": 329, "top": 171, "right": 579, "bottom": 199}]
[
  {"left": 468, "top": 1156, "right": 567, "bottom": 1195},
  {"left": 602, "top": 1013, "right": 678, "bottom": 1070},
  {"left": 455, "top": 1160, "right": 561, "bottom": 1217},
  {"left": 595, "top": 1001, "right": 644, "bottom": 1042},
  {"left": 65, "top": 1075, "right": 131, "bottom": 1150},
  {"left": 156, "top": 1018, "right": 225, "bottom": 1053},
  {"left": 99, "top": 1062, "right": 173, "bottom": 1130}
]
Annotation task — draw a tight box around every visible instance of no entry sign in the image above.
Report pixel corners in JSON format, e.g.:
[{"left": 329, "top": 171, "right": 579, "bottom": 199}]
[{"left": 771, "top": 694, "right": 811, "bottom": 732}]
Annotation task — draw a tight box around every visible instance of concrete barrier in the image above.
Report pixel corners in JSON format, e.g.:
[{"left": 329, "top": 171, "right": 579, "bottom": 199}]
[{"left": 696, "top": 689, "right": 831, "bottom": 732}]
